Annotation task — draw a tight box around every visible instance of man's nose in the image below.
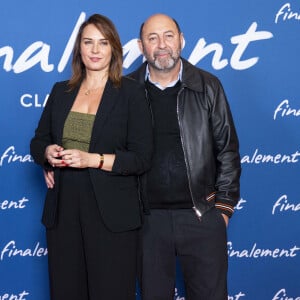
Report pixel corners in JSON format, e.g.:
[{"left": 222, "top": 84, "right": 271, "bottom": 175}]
[{"left": 157, "top": 36, "right": 167, "bottom": 48}]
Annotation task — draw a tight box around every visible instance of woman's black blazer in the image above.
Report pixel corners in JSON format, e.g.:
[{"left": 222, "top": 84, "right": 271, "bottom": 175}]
[{"left": 30, "top": 77, "right": 153, "bottom": 232}]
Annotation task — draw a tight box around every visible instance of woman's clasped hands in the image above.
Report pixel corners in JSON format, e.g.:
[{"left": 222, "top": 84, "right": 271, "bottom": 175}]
[{"left": 45, "top": 144, "right": 91, "bottom": 169}]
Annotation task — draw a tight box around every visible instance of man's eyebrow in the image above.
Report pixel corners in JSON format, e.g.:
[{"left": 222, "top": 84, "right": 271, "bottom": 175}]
[
  {"left": 164, "top": 30, "right": 175, "bottom": 34},
  {"left": 147, "top": 30, "right": 175, "bottom": 36},
  {"left": 147, "top": 32, "right": 158, "bottom": 36}
]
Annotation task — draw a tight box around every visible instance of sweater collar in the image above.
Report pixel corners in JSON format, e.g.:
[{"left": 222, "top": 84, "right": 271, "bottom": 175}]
[{"left": 144, "top": 60, "right": 183, "bottom": 90}]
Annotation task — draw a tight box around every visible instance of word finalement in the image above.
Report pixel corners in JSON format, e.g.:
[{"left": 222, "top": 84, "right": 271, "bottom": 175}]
[
  {"left": 227, "top": 241, "right": 300, "bottom": 258},
  {"left": 1, "top": 240, "right": 48, "bottom": 261},
  {"left": 272, "top": 195, "right": 300, "bottom": 215},
  {"left": 174, "top": 288, "right": 184, "bottom": 300},
  {"left": 0, "top": 197, "right": 29, "bottom": 210},
  {"left": 0, "top": 291, "right": 29, "bottom": 300},
  {"left": 275, "top": 3, "right": 300, "bottom": 24},
  {"left": 274, "top": 99, "right": 300, "bottom": 120},
  {"left": 241, "top": 149, "right": 300, "bottom": 164},
  {"left": 272, "top": 288, "right": 300, "bottom": 300},
  {"left": 0, "top": 146, "right": 33, "bottom": 167},
  {"left": 0, "top": 13, "right": 273, "bottom": 74},
  {"left": 228, "top": 293, "right": 246, "bottom": 300},
  {"left": 235, "top": 198, "right": 247, "bottom": 210}
]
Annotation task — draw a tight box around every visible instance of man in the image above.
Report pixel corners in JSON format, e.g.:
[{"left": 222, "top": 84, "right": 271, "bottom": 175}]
[{"left": 128, "top": 14, "right": 241, "bottom": 300}]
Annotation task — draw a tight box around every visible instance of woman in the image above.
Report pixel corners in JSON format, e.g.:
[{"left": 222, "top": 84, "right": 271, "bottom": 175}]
[{"left": 30, "top": 14, "right": 153, "bottom": 300}]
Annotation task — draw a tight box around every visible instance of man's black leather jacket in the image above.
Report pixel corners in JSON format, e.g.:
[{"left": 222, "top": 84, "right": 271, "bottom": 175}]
[{"left": 128, "top": 58, "right": 241, "bottom": 219}]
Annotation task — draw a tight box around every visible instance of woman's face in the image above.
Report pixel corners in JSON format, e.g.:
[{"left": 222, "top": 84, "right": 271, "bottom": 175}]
[{"left": 80, "top": 23, "right": 112, "bottom": 73}]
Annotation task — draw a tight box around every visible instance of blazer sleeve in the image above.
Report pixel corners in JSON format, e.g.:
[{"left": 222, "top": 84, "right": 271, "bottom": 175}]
[
  {"left": 112, "top": 82, "right": 153, "bottom": 176},
  {"left": 30, "top": 82, "right": 59, "bottom": 170}
]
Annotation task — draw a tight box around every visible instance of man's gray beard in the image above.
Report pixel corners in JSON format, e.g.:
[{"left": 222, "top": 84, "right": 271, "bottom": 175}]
[{"left": 147, "top": 53, "right": 180, "bottom": 72}]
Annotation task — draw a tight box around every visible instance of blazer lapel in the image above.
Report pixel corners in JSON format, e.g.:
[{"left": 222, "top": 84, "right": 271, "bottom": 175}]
[{"left": 90, "top": 80, "right": 119, "bottom": 151}]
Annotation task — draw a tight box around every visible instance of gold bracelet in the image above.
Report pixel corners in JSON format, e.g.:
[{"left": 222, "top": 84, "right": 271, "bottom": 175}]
[{"left": 98, "top": 154, "right": 104, "bottom": 169}]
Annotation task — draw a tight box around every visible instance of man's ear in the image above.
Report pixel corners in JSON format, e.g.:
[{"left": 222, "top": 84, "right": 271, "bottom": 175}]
[
  {"left": 180, "top": 32, "right": 184, "bottom": 49},
  {"left": 137, "top": 39, "right": 144, "bottom": 55}
]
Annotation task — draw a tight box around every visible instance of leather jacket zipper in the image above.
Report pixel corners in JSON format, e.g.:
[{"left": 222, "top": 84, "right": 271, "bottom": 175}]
[{"left": 176, "top": 86, "right": 202, "bottom": 221}]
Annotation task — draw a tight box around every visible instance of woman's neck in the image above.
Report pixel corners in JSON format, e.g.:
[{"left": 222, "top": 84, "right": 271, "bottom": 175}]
[{"left": 84, "top": 70, "right": 108, "bottom": 89}]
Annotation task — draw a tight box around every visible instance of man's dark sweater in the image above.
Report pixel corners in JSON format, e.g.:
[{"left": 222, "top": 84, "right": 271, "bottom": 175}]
[{"left": 146, "top": 80, "right": 193, "bottom": 209}]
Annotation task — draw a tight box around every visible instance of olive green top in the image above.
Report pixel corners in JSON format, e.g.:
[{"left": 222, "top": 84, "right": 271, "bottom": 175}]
[{"left": 62, "top": 111, "right": 95, "bottom": 152}]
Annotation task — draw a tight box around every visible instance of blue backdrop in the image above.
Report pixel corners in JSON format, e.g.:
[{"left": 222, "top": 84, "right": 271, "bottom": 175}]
[{"left": 1, "top": 0, "right": 299, "bottom": 299}]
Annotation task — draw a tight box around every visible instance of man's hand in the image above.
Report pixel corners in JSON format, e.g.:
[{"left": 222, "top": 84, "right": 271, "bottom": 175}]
[{"left": 221, "top": 214, "right": 229, "bottom": 227}]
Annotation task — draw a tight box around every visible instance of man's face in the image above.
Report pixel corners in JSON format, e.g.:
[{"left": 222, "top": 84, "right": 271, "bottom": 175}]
[{"left": 139, "top": 15, "right": 183, "bottom": 72}]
